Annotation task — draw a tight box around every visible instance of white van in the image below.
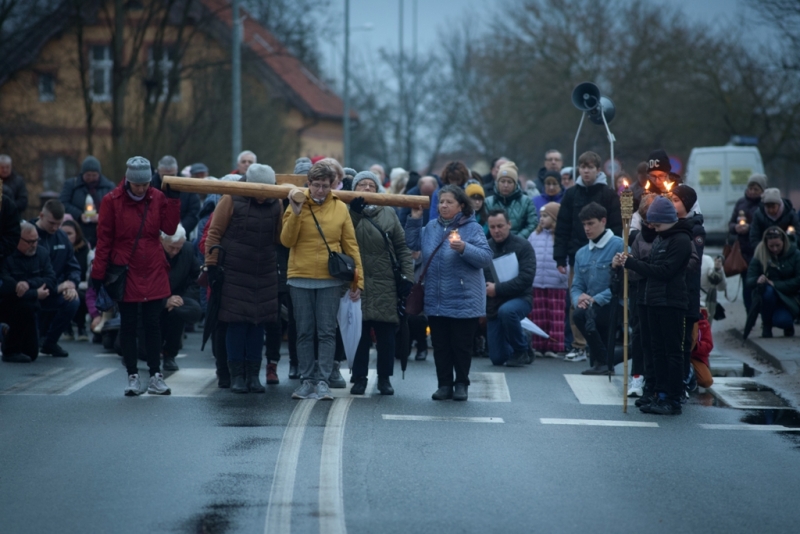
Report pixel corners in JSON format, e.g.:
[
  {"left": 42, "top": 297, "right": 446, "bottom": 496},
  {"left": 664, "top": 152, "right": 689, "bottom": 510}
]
[{"left": 684, "top": 146, "right": 764, "bottom": 242}]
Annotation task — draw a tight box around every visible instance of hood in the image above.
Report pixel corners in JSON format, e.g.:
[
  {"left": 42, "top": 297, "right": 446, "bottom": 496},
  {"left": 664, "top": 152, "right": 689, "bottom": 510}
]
[
  {"left": 640, "top": 224, "right": 658, "bottom": 243},
  {"left": 660, "top": 218, "right": 694, "bottom": 239},
  {"left": 576, "top": 171, "right": 608, "bottom": 188}
]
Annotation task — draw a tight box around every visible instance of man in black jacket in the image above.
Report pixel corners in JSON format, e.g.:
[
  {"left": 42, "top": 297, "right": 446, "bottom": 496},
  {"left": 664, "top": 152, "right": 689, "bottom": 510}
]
[
  {"left": 160, "top": 225, "right": 201, "bottom": 371},
  {"left": 620, "top": 196, "right": 692, "bottom": 416},
  {"left": 0, "top": 154, "right": 29, "bottom": 214},
  {"left": 1, "top": 222, "right": 56, "bottom": 362},
  {"left": 0, "top": 193, "right": 21, "bottom": 262},
  {"left": 33, "top": 200, "right": 80, "bottom": 357},
  {"left": 484, "top": 209, "right": 536, "bottom": 367},
  {"left": 59, "top": 156, "right": 116, "bottom": 247},
  {"left": 554, "top": 151, "right": 622, "bottom": 360},
  {"left": 151, "top": 155, "right": 201, "bottom": 235}
]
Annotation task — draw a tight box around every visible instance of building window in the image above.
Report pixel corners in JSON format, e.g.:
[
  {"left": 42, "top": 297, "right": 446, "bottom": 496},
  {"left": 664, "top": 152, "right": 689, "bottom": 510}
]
[
  {"left": 90, "top": 45, "right": 112, "bottom": 102},
  {"left": 42, "top": 156, "right": 78, "bottom": 193},
  {"left": 147, "top": 46, "right": 180, "bottom": 102},
  {"left": 38, "top": 73, "right": 55, "bottom": 102}
]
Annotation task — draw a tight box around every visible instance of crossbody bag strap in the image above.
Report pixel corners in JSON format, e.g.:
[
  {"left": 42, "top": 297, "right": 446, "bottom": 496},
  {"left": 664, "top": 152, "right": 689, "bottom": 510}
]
[
  {"left": 364, "top": 214, "right": 400, "bottom": 268},
  {"left": 128, "top": 201, "right": 149, "bottom": 263},
  {"left": 307, "top": 203, "right": 334, "bottom": 255}
]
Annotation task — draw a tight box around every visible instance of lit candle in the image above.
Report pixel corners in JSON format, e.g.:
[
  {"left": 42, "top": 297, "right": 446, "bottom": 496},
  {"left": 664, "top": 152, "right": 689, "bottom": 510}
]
[
  {"left": 449, "top": 229, "right": 461, "bottom": 243},
  {"left": 789, "top": 226, "right": 796, "bottom": 236},
  {"left": 737, "top": 210, "right": 747, "bottom": 226},
  {"left": 84, "top": 194, "right": 96, "bottom": 218}
]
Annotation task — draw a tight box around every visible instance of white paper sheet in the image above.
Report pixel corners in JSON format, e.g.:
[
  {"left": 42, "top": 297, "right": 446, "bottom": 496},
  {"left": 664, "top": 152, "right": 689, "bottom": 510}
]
[{"left": 492, "top": 253, "right": 519, "bottom": 283}]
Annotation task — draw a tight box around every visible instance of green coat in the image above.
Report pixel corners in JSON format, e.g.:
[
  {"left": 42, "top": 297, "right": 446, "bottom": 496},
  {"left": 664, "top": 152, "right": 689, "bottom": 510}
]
[
  {"left": 350, "top": 206, "right": 415, "bottom": 324},
  {"left": 746, "top": 245, "right": 800, "bottom": 317},
  {"left": 485, "top": 186, "right": 538, "bottom": 239}
]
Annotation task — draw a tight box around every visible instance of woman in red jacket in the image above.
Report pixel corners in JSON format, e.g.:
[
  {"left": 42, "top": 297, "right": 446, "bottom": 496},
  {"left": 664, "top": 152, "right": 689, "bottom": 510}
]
[{"left": 91, "top": 157, "right": 181, "bottom": 396}]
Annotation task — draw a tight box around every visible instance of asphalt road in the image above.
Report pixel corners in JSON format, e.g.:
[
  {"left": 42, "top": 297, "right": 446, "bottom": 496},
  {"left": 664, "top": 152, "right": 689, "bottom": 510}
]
[{"left": 2, "top": 327, "right": 800, "bottom": 534}]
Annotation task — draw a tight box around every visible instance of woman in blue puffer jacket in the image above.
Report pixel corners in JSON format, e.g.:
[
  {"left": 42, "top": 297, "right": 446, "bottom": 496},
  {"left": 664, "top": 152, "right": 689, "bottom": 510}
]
[{"left": 406, "top": 183, "right": 492, "bottom": 402}]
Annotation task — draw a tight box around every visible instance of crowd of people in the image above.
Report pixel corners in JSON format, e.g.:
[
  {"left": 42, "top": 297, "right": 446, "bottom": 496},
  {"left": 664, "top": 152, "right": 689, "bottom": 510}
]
[{"left": 1, "top": 146, "right": 799, "bottom": 413}]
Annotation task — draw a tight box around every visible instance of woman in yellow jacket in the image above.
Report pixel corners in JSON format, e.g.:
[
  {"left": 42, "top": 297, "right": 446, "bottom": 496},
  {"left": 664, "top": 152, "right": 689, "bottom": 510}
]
[{"left": 282, "top": 160, "right": 364, "bottom": 400}]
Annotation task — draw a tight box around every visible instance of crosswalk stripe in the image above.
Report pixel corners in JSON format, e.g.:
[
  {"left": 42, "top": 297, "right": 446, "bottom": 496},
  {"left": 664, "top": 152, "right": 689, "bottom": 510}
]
[
  {"left": 330, "top": 369, "right": 377, "bottom": 398},
  {"left": 142, "top": 368, "right": 217, "bottom": 397},
  {"left": 699, "top": 424, "right": 800, "bottom": 431},
  {"left": 564, "top": 374, "right": 625, "bottom": 405},
  {"left": 469, "top": 372, "right": 511, "bottom": 402},
  {"left": 541, "top": 418, "right": 659, "bottom": 428},
  {"left": 58, "top": 368, "right": 116, "bottom": 395},
  {"left": 0, "top": 368, "right": 62, "bottom": 395},
  {"left": 0, "top": 368, "right": 117, "bottom": 395},
  {"left": 383, "top": 415, "right": 504, "bottom": 423}
]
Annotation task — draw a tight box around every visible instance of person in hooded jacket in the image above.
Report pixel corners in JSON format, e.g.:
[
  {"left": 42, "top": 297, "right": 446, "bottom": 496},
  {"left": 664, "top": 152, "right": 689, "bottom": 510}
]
[
  {"left": 204, "top": 164, "right": 282, "bottom": 394},
  {"left": 406, "top": 184, "right": 493, "bottom": 401},
  {"left": 749, "top": 187, "right": 799, "bottom": 251},
  {"left": 671, "top": 184, "right": 705, "bottom": 394},
  {"left": 485, "top": 161, "right": 538, "bottom": 239},
  {"left": 554, "top": 151, "right": 622, "bottom": 362},
  {"left": 59, "top": 156, "right": 116, "bottom": 247},
  {"left": 91, "top": 157, "right": 181, "bottom": 397},
  {"left": 347, "top": 171, "right": 414, "bottom": 396},
  {"left": 618, "top": 196, "right": 692, "bottom": 416},
  {"left": 746, "top": 226, "right": 800, "bottom": 338},
  {"left": 728, "top": 173, "right": 766, "bottom": 311}
]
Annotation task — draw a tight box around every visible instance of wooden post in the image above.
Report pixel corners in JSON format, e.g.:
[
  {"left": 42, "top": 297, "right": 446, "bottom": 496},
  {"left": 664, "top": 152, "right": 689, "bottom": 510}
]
[
  {"left": 161, "top": 176, "right": 431, "bottom": 210},
  {"left": 620, "top": 186, "right": 634, "bottom": 414}
]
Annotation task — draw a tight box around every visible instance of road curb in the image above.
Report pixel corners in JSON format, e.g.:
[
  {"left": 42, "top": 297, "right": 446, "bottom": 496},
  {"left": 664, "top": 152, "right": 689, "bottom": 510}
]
[{"left": 727, "top": 327, "right": 795, "bottom": 375}]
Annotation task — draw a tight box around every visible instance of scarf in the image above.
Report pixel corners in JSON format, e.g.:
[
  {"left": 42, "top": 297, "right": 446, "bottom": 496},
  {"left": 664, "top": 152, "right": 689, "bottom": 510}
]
[{"left": 125, "top": 180, "right": 147, "bottom": 202}]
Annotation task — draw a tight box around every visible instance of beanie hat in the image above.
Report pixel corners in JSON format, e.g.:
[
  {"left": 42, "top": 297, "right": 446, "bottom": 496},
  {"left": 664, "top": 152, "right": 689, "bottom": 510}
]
[
  {"left": 220, "top": 173, "right": 241, "bottom": 182},
  {"left": 246, "top": 163, "right": 276, "bottom": 185},
  {"left": 294, "top": 157, "right": 312, "bottom": 175},
  {"left": 541, "top": 201, "right": 560, "bottom": 221},
  {"left": 190, "top": 162, "right": 208, "bottom": 175},
  {"left": 647, "top": 149, "right": 671, "bottom": 174},
  {"left": 497, "top": 162, "right": 519, "bottom": 183},
  {"left": 672, "top": 184, "right": 697, "bottom": 213},
  {"left": 747, "top": 173, "right": 767, "bottom": 191},
  {"left": 561, "top": 167, "right": 573, "bottom": 178},
  {"left": 465, "top": 183, "right": 485, "bottom": 199},
  {"left": 343, "top": 167, "right": 357, "bottom": 178},
  {"left": 543, "top": 170, "right": 561, "bottom": 185},
  {"left": 647, "top": 195, "right": 678, "bottom": 224},
  {"left": 125, "top": 156, "right": 152, "bottom": 184},
  {"left": 762, "top": 187, "right": 782, "bottom": 205},
  {"left": 81, "top": 156, "right": 101, "bottom": 174},
  {"left": 352, "top": 171, "right": 384, "bottom": 193}
]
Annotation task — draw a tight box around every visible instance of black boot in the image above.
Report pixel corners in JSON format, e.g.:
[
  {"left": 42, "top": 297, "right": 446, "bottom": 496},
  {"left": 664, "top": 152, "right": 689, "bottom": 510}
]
[
  {"left": 246, "top": 360, "right": 266, "bottom": 393},
  {"left": 453, "top": 383, "right": 468, "bottom": 401},
  {"left": 762, "top": 322, "right": 773, "bottom": 338},
  {"left": 350, "top": 377, "right": 368, "bottom": 395},
  {"left": 329, "top": 361, "right": 346, "bottom": 389},
  {"left": 229, "top": 361, "right": 247, "bottom": 393},
  {"left": 288, "top": 364, "right": 300, "bottom": 379},
  {"left": 216, "top": 358, "right": 231, "bottom": 388},
  {"left": 377, "top": 376, "right": 394, "bottom": 395},
  {"left": 432, "top": 385, "right": 453, "bottom": 400}
]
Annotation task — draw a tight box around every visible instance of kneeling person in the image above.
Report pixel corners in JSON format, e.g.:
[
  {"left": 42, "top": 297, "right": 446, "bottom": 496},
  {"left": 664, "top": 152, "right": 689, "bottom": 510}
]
[{"left": 485, "top": 209, "right": 536, "bottom": 366}]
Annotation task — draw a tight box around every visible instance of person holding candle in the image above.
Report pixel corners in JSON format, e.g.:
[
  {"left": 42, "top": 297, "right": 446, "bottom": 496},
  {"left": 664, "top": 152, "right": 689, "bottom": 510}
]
[
  {"left": 406, "top": 184, "right": 492, "bottom": 401},
  {"left": 617, "top": 196, "right": 693, "bottom": 415},
  {"left": 727, "top": 173, "right": 766, "bottom": 311},
  {"left": 746, "top": 226, "right": 800, "bottom": 338},
  {"left": 59, "top": 156, "right": 115, "bottom": 247},
  {"left": 749, "top": 187, "right": 799, "bottom": 252},
  {"left": 60, "top": 219, "right": 91, "bottom": 341}
]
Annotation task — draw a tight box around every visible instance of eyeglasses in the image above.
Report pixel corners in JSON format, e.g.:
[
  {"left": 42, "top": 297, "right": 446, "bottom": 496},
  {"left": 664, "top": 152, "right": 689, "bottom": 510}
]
[
  {"left": 22, "top": 237, "right": 39, "bottom": 245},
  {"left": 309, "top": 182, "right": 331, "bottom": 190},
  {"left": 546, "top": 157, "right": 562, "bottom": 162}
]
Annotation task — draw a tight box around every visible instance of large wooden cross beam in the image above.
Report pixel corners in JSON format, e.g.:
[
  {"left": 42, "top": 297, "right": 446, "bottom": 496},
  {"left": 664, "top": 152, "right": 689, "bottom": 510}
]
[{"left": 161, "top": 175, "right": 430, "bottom": 209}]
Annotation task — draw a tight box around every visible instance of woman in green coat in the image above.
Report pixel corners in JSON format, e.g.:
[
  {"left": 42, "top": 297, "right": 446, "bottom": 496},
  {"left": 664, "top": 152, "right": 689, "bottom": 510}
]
[
  {"left": 348, "top": 171, "right": 414, "bottom": 395},
  {"left": 746, "top": 226, "right": 800, "bottom": 338},
  {"left": 484, "top": 161, "right": 538, "bottom": 238}
]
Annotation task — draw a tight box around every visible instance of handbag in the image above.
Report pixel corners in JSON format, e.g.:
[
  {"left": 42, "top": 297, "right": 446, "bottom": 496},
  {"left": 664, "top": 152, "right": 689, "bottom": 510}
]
[
  {"left": 363, "top": 215, "right": 413, "bottom": 316},
  {"left": 104, "top": 201, "right": 149, "bottom": 301},
  {"left": 405, "top": 230, "right": 451, "bottom": 316},
  {"left": 722, "top": 239, "right": 748, "bottom": 278},
  {"left": 308, "top": 204, "right": 356, "bottom": 281}
]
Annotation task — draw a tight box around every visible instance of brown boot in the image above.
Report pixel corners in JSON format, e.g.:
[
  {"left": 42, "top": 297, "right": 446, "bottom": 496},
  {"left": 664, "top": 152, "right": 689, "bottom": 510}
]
[{"left": 266, "top": 362, "right": 279, "bottom": 385}]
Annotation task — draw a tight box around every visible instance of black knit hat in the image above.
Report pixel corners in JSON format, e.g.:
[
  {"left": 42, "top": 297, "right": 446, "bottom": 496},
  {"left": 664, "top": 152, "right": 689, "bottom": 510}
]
[
  {"left": 647, "top": 149, "right": 671, "bottom": 174},
  {"left": 672, "top": 184, "right": 697, "bottom": 213}
]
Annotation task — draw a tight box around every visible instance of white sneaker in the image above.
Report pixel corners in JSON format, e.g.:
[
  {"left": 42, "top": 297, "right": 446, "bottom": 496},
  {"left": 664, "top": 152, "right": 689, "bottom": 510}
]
[
  {"left": 316, "top": 381, "right": 334, "bottom": 401},
  {"left": 564, "top": 348, "right": 587, "bottom": 362},
  {"left": 543, "top": 351, "right": 559, "bottom": 359},
  {"left": 124, "top": 374, "right": 142, "bottom": 396},
  {"left": 627, "top": 375, "right": 645, "bottom": 397},
  {"left": 147, "top": 373, "right": 171, "bottom": 395}
]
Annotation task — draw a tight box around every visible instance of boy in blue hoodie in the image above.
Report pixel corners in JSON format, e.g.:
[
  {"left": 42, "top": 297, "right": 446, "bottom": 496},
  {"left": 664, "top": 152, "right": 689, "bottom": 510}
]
[{"left": 570, "top": 202, "right": 624, "bottom": 375}]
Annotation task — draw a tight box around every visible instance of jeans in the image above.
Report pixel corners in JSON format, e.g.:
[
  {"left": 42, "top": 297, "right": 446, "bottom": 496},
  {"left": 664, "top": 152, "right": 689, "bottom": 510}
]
[
  {"left": 290, "top": 285, "right": 342, "bottom": 384},
  {"left": 119, "top": 299, "right": 164, "bottom": 377},
  {"left": 487, "top": 297, "right": 531, "bottom": 365},
  {"left": 160, "top": 297, "right": 202, "bottom": 357},
  {"left": 573, "top": 303, "right": 620, "bottom": 367},
  {"left": 226, "top": 322, "right": 265, "bottom": 362},
  {"left": 352, "top": 320, "right": 396, "bottom": 378},
  {"left": 428, "top": 316, "right": 476, "bottom": 387},
  {"left": 761, "top": 285, "right": 795, "bottom": 330},
  {"left": 563, "top": 288, "right": 574, "bottom": 351},
  {"left": 648, "top": 306, "right": 686, "bottom": 403},
  {"left": 39, "top": 294, "right": 80, "bottom": 346}
]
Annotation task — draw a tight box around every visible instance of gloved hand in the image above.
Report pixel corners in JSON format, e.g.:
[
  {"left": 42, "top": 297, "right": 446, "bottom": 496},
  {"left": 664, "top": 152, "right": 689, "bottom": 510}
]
[
  {"left": 90, "top": 277, "right": 103, "bottom": 292},
  {"left": 206, "top": 265, "right": 221, "bottom": 287},
  {"left": 350, "top": 197, "right": 367, "bottom": 214},
  {"left": 164, "top": 184, "right": 181, "bottom": 199}
]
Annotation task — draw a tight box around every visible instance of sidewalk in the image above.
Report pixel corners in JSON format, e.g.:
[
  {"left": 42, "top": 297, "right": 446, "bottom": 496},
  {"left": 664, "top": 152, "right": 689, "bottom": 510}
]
[{"left": 731, "top": 328, "right": 800, "bottom": 375}]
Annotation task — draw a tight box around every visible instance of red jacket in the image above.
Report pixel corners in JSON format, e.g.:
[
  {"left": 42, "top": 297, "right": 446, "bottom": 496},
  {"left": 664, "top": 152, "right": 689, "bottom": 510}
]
[
  {"left": 91, "top": 180, "right": 181, "bottom": 303},
  {"left": 691, "top": 309, "right": 713, "bottom": 367}
]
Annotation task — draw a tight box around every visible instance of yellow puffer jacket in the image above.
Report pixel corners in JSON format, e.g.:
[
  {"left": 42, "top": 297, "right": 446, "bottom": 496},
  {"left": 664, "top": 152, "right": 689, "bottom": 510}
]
[{"left": 280, "top": 189, "right": 365, "bottom": 290}]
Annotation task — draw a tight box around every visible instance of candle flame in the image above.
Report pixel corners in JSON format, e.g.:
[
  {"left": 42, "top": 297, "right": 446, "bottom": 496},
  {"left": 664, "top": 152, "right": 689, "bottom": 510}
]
[
  {"left": 622, "top": 179, "right": 629, "bottom": 188},
  {"left": 645, "top": 181, "right": 651, "bottom": 190},
  {"left": 449, "top": 229, "right": 461, "bottom": 242},
  {"left": 664, "top": 179, "right": 674, "bottom": 192}
]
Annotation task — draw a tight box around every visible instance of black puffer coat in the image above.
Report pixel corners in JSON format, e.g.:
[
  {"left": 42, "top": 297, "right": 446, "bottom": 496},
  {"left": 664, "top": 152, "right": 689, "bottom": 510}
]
[
  {"left": 746, "top": 244, "right": 800, "bottom": 318},
  {"left": 684, "top": 213, "right": 706, "bottom": 320},
  {"left": 727, "top": 195, "right": 761, "bottom": 262},
  {"left": 629, "top": 225, "right": 657, "bottom": 305},
  {"left": 59, "top": 172, "right": 116, "bottom": 246},
  {"left": 484, "top": 233, "right": 536, "bottom": 319},
  {"left": 212, "top": 195, "right": 282, "bottom": 324},
  {"left": 749, "top": 198, "right": 799, "bottom": 251},
  {"left": 166, "top": 241, "right": 200, "bottom": 301},
  {"left": 624, "top": 220, "right": 692, "bottom": 310}
]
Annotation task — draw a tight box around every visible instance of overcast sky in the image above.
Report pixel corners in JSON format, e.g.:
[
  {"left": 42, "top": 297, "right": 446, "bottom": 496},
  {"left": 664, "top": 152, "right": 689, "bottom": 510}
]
[{"left": 320, "top": 0, "right": 773, "bottom": 82}]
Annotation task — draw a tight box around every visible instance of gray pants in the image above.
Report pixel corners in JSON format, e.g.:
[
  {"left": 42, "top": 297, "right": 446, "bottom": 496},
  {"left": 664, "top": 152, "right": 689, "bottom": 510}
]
[{"left": 290, "top": 285, "right": 342, "bottom": 383}]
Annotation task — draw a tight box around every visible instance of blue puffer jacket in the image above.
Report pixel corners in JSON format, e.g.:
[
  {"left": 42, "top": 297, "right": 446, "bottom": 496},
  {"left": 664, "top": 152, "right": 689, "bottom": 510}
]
[
  {"left": 571, "top": 229, "right": 624, "bottom": 307},
  {"left": 405, "top": 213, "right": 492, "bottom": 318},
  {"left": 528, "top": 229, "right": 568, "bottom": 289}
]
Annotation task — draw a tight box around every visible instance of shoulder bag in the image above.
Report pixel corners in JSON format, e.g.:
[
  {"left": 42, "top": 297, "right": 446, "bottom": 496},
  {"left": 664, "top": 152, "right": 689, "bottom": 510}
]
[
  {"left": 308, "top": 203, "right": 355, "bottom": 281},
  {"left": 104, "top": 201, "right": 149, "bottom": 301},
  {"left": 405, "top": 227, "right": 452, "bottom": 316},
  {"left": 722, "top": 238, "right": 748, "bottom": 278}
]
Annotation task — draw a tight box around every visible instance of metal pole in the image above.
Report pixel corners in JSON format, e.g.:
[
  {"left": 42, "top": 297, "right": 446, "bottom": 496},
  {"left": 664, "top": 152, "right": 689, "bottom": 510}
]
[
  {"left": 231, "top": 0, "right": 242, "bottom": 169},
  {"left": 398, "top": 0, "right": 404, "bottom": 168},
  {"left": 572, "top": 113, "right": 585, "bottom": 181},
  {"left": 413, "top": 0, "right": 417, "bottom": 61},
  {"left": 343, "top": 0, "right": 350, "bottom": 166}
]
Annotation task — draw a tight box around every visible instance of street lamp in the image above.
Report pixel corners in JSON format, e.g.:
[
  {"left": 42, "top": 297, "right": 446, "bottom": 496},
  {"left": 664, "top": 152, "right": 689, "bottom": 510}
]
[{"left": 343, "top": 0, "right": 372, "bottom": 167}]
